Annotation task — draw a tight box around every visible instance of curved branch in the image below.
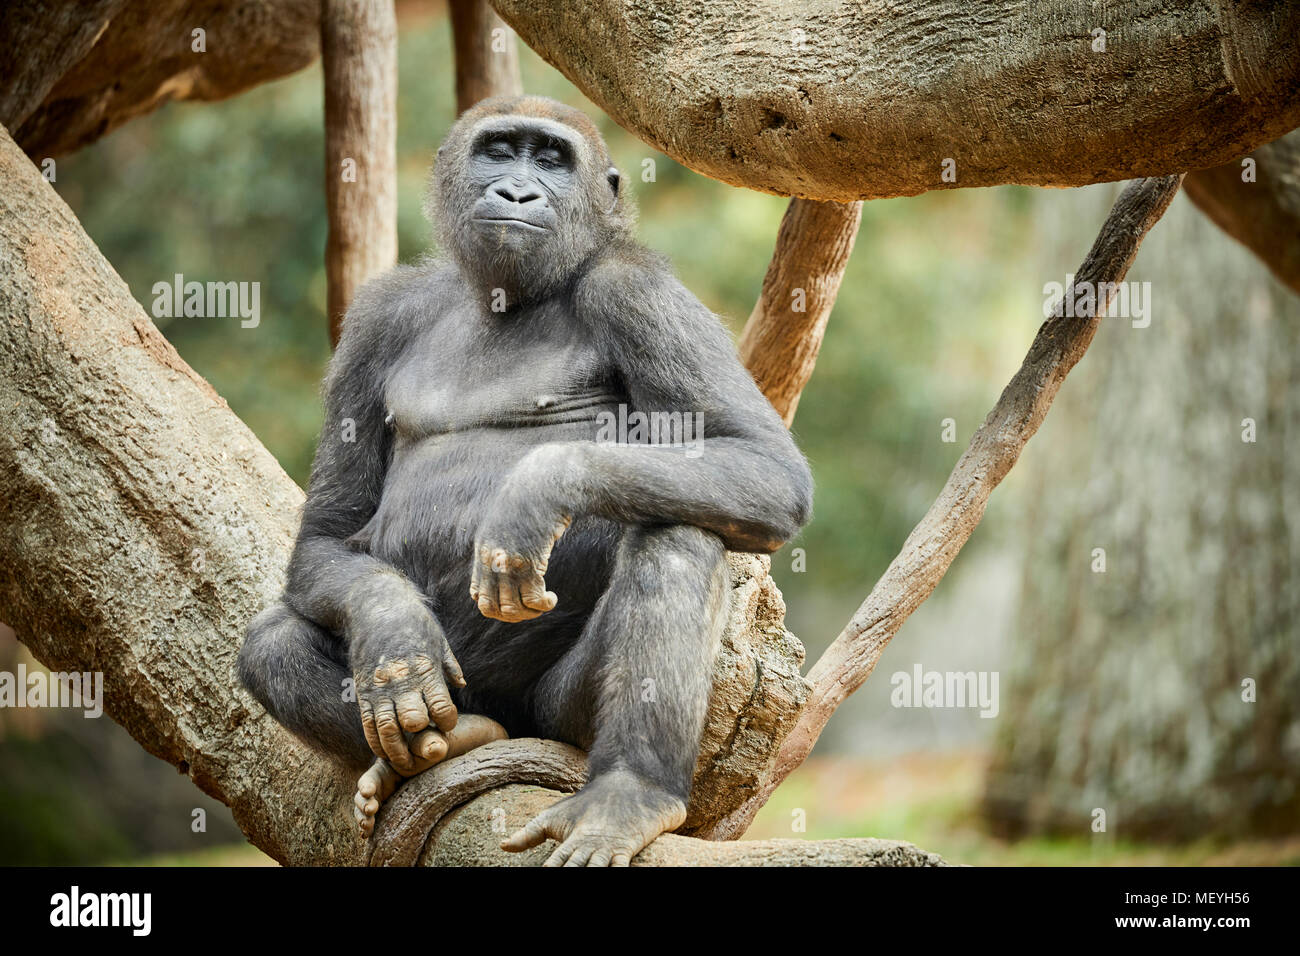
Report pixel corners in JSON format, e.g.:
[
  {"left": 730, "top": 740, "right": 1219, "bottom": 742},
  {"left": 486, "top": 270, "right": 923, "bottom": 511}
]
[
  {"left": 703, "top": 173, "right": 1187, "bottom": 839},
  {"left": 370, "top": 739, "right": 587, "bottom": 866},
  {"left": 739, "top": 198, "right": 863, "bottom": 424},
  {"left": 492, "top": 0, "right": 1299, "bottom": 200}
]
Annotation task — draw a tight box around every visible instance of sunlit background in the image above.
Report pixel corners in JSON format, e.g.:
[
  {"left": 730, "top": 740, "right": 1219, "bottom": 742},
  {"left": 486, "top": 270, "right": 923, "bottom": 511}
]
[{"left": 2, "top": 6, "right": 1296, "bottom": 865}]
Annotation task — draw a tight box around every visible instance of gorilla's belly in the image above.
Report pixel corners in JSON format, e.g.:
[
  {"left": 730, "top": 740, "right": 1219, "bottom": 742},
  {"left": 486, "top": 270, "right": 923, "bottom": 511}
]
[{"left": 360, "top": 411, "right": 621, "bottom": 613}]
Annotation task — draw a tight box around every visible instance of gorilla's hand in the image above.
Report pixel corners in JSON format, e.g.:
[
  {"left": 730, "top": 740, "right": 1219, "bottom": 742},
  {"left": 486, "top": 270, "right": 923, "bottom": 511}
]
[
  {"left": 471, "top": 485, "right": 572, "bottom": 623},
  {"left": 347, "top": 585, "right": 465, "bottom": 772}
]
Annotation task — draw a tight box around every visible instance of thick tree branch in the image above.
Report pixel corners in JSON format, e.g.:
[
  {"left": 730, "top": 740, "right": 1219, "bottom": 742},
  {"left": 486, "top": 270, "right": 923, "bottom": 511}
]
[
  {"left": 739, "top": 198, "right": 863, "bottom": 425},
  {"left": 1184, "top": 128, "right": 1300, "bottom": 296},
  {"left": 492, "top": 0, "right": 1299, "bottom": 200},
  {"left": 0, "top": 0, "right": 126, "bottom": 132},
  {"left": 702, "top": 173, "right": 1187, "bottom": 839},
  {"left": 323, "top": 0, "right": 398, "bottom": 347},
  {"left": 449, "top": 0, "right": 522, "bottom": 114}
]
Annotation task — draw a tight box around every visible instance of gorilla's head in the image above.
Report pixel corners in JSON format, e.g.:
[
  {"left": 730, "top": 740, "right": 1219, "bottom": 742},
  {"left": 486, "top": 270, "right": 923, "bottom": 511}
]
[{"left": 428, "top": 95, "right": 633, "bottom": 307}]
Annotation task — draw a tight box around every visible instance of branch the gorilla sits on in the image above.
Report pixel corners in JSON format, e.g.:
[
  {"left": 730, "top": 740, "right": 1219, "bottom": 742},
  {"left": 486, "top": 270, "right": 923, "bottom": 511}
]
[{"left": 238, "top": 95, "right": 813, "bottom": 867}]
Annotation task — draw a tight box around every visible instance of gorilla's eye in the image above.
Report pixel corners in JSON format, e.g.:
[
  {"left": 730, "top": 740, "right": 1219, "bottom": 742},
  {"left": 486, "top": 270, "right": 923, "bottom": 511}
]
[
  {"left": 535, "top": 148, "right": 565, "bottom": 170},
  {"left": 483, "top": 139, "right": 514, "bottom": 161}
]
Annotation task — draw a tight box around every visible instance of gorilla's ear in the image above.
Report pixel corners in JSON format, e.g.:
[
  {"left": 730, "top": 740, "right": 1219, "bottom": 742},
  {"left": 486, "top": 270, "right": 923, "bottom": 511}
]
[{"left": 606, "top": 166, "right": 621, "bottom": 197}]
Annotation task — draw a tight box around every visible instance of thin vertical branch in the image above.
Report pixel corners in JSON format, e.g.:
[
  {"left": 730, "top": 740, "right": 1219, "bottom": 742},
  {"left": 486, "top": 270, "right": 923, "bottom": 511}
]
[
  {"left": 323, "top": 0, "right": 398, "bottom": 347},
  {"left": 450, "top": 0, "right": 522, "bottom": 115},
  {"left": 739, "top": 198, "right": 864, "bottom": 424}
]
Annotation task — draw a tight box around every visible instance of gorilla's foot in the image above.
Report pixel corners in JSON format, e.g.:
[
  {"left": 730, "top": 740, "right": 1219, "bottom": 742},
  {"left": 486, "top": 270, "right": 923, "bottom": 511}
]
[
  {"left": 352, "top": 714, "right": 508, "bottom": 838},
  {"left": 500, "top": 769, "right": 686, "bottom": 866}
]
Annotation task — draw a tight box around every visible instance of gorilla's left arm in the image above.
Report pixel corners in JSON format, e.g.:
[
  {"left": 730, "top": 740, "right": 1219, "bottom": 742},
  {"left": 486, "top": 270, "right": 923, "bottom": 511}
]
[{"left": 482, "top": 253, "right": 813, "bottom": 564}]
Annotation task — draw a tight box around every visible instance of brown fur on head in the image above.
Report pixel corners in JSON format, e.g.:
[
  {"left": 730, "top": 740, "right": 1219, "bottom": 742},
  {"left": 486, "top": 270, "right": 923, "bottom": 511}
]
[{"left": 426, "top": 96, "right": 635, "bottom": 303}]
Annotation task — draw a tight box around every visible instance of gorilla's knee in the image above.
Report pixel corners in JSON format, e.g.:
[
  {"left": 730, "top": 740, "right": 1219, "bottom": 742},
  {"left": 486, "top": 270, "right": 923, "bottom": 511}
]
[{"left": 238, "top": 602, "right": 298, "bottom": 709}]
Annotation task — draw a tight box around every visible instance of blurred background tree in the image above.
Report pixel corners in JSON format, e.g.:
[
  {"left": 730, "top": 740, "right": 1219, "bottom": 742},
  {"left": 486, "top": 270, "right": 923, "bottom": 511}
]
[{"left": 1, "top": 5, "right": 1294, "bottom": 864}]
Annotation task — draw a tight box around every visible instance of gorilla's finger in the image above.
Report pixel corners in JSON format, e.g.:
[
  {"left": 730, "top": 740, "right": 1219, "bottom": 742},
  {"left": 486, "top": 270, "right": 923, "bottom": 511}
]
[
  {"left": 420, "top": 676, "right": 459, "bottom": 733},
  {"left": 358, "top": 699, "right": 384, "bottom": 758},
  {"left": 518, "top": 571, "right": 558, "bottom": 613},
  {"left": 442, "top": 643, "right": 467, "bottom": 688},
  {"left": 588, "top": 849, "right": 613, "bottom": 867},
  {"left": 372, "top": 699, "right": 414, "bottom": 771},
  {"left": 563, "top": 844, "right": 593, "bottom": 867},
  {"left": 393, "top": 688, "right": 430, "bottom": 733},
  {"left": 410, "top": 728, "right": 449, "bottom": 762},
  {"left": 501, "top": 816, "right": 550, "bottom": 852},
  {"left": 611, "top": 852, "right": 632, "bottom": 867},
  {"left": 543, "top": 843, "right": 574, "bottom": 867}
]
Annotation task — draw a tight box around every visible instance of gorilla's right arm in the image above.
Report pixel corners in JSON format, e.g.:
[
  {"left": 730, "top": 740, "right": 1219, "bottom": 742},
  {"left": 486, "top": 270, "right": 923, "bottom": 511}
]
[{"left": 285, "top": 270, "right": 463, "bottom": 758}]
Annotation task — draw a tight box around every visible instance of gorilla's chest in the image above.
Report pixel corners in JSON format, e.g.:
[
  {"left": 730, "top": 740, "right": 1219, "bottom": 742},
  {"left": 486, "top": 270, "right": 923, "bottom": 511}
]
[{"left": 384, "top": 312, "right": 622, "bottom": 439}]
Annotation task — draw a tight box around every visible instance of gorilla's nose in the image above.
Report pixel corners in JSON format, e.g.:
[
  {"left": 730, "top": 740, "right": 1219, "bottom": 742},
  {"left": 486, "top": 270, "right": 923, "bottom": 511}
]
[{"left": 492, "top": 182, "right": 545, "bottom": 206}]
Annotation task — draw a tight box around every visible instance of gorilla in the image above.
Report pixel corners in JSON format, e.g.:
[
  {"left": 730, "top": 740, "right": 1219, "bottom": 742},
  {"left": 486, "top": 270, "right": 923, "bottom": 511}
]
[{"left": 239, "top": 95, "right": 812, "bottom": 866}]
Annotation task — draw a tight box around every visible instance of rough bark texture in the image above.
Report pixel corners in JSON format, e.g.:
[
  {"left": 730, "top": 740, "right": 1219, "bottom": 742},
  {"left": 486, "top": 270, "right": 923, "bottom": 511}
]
[
  {"left": 492, "top": 0, "right": 1300, "bottom": 201},
  {"left": 702, "top": 174, "right": 1187, "bottom": 840},
  {"left": 1185, "top": 128, "right": 1300, "bottom": 297},
  {"left": 0, "top": 126, "right": 908, "bottom": 864},
  {"left": 738, "top": 199, "right": 863, "bottom": 425},
  {"left": 449, "top": 0, "right": 522, "bottom": 114},
  {"left": 12, "top": 0, "right": 321, "bottom": 159},
  {"left": 984, "top": 188, "right": 1300, "bottom": 839},
  {"left": 323, "top": 0, "right": 399, "bottom": 346}
]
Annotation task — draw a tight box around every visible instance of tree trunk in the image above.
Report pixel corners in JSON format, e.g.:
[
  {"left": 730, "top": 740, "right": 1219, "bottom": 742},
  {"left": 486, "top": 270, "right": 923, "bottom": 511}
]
[
  {"left": 0, "top": 124, "right": 936, "bottom": 865},
  {"left": 983, "top": 187, "right": 1300, "bottom": 839}
]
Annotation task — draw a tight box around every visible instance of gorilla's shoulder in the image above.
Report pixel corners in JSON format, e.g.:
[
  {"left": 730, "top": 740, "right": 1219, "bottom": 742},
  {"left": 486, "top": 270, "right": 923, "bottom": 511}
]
[
  {"left": 574, "top": 244, "right": 678, "bottom": 315},
  {"left": 339, "top": 261, "right": 459, "bottom": 349}
]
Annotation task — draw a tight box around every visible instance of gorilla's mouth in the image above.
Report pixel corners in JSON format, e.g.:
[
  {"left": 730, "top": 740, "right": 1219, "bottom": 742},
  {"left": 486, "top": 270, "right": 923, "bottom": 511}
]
[{"left": 473, "top": 217, "right": 548, "bottom": 232}]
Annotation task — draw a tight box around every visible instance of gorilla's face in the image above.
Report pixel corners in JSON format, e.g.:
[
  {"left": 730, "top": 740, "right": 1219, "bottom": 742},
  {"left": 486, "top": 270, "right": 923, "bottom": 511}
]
[
  {"left": 435, "top": 109, "right": 624, "bottom": 305},
  {"left": 466, "top": 117, "right": 573, "bottom": 252}
]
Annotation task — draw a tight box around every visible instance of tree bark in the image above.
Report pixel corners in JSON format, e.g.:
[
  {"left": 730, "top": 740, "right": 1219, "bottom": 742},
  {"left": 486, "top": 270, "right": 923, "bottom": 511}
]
[
  {"left": 1184, "top": 128, "right": 1300, "bottom": 296},
  {"left": 702, "top": 174, "right": 1186, "bottom": 840},
  {"left": 323, "top": 0, "right": 399, "bottom": 347},
  {"left": 739, "top": 198, "right": 863, "bottom": 425},
  {"left": 492, "top": 0, "right": 1300, "bottom": 201},
  {"left": 449, "top": 0, "right": 522, "bottom": 115},
  {"left": 12, "top": 0, "right": 322, "bottom": 159},
  {"left": 0, "top": 125, "right": 931, "bottom": 864}
]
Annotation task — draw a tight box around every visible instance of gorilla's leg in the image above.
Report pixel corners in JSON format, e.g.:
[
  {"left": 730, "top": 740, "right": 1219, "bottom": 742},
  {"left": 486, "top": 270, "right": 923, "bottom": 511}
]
[
  {"left": 505, "top": 524, "right": 728, "bottom": 866},
  {"left": 239, "top": 602, "right": 371, "bottom": 768},
  {"left": 241, "top": 604, "right": 511, "bottom": 837}
]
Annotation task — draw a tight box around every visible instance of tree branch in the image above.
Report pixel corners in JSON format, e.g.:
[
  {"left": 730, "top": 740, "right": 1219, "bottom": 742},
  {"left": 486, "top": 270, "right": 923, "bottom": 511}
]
[
  {"left": 323, "top": 0, "right": 398, "bottom": 347},
  {"left": 739, "top": 198, "right": 863, "bottom": 424},
  {"left": 702, "top": 173, "right": 1186, "bottom": 840},
  {"left": 449, "top": 0, "right": 522, "bottom": 115},
  {"left": 491, "top": 0, "right": 1299, "bottom": 200},
  {"left": 1184, "top": 128, "right": 1300, "bottom": 296}
]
